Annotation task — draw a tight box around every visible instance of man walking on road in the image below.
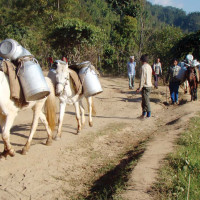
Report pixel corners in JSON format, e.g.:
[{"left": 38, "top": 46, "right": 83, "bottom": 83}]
[
  {"left": 136, "top": 54, "right": 152, "bottom": 118},
  {"left": 166, "top": 59, "right": 181, "bottom": 105},
  {"left": 127, "top": 56, "right": 136, "bottom": 89},
  {"left": 153, "top": 58, "right": 162, "bottom": 89}
]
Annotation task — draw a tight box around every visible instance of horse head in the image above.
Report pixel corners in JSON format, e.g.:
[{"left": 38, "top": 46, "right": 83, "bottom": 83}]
[{"left": 54, "top": 60, "right": 69, "bottom": 96}]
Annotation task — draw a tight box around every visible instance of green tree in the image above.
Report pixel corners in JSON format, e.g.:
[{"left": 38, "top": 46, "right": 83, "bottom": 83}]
[
  {"left": 48, "top": 18, "right": 105, "bottom": 63},
  {"left": 146, "top": 26, "right": 183, "bottom": 74},
  {"left": 171, "top": 30, "right": 200, "bottom": 61},
  {"left": 106, "top": 0, "right": 140, "bottom": 20},
  {"left": 102, "top": 15, "right": 137, "bottom": 75}
]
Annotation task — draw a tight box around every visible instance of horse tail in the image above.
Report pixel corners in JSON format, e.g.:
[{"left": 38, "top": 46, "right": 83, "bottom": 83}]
[{"left": 44, "top": 77, "right": 56, "bottom": 131}]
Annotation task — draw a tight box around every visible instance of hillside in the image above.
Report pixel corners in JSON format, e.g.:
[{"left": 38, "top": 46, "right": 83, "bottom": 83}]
[
  {"left": 0, "top": 0, "right": 199, "bottom": 76},
  {"left": 147, "top": 1, "right": 200, "bottom": 33}
]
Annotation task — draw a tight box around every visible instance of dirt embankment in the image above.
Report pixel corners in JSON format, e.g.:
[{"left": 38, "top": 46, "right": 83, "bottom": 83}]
[{"left": 0, "top": 77, "right": 198, "bottom": 200}]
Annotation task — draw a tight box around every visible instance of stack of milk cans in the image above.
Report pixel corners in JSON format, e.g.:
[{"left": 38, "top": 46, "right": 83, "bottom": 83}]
[{"left": 0, "top": 39, "right": 50, "bottom": 101}]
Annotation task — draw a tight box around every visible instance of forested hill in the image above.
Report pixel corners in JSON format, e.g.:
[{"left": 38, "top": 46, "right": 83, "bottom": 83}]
[
  {"left": 0, "top": 0, "right": 199, "bottom": 76},
  {"left": 147, "top": 1, "right": 200, "bottom": 33}
]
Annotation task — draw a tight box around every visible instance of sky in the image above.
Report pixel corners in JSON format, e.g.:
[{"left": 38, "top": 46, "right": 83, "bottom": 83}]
[{"left": 148, "top": 0, "right": 200, "bottom": 14}]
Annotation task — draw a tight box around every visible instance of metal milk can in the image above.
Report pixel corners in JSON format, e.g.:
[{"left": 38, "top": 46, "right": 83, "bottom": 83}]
[
  {"left": 79, "top": 63, "right": 103, "bottom": 97},
  {"left": 0, "top": 39, "right": 31, "bottom": 60},
  {"left": 18, "top": 57, "right": 50, "bottom": 101},
  {"left": 177, "top": 62, "right": 187, "bottom": 82}
]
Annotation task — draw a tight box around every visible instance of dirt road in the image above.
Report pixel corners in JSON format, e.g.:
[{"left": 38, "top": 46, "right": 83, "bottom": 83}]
[{"left": 0, "top": 77, "right": 198, "bottom": 200}]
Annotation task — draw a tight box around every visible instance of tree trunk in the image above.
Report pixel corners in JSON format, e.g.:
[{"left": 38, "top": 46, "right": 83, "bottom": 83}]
[
  {"left": 57, "top": 0, "right": 60, "bottom": 11},
  {"left": 138, "top": 19, "right": 144, "bottom": 59}
]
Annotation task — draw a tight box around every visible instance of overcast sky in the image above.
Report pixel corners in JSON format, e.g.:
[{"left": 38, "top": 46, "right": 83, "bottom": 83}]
[{"left": 148, "top": 0, "right": 200, "bottom": 13}]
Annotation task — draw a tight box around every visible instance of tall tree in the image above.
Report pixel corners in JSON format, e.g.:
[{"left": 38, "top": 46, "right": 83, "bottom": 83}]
[
  {"left": 146, "top": 26, "right": 183, "bottom": 73},
  {"left": 171, "top": 30, "right": 200, "bottom": 61}
]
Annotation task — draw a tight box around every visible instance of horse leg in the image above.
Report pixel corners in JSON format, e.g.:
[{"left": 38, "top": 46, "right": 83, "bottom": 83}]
[
  {"left": 191, "top": 91, "right": 194, "bottom": 101},
  {"left": 194, "top": 82, "right": 198, "bottom": 100},
  {"left": 194, "top": 88, "right": 197, "bottom": 100},
  {"left": 192, "top": 88, "right": 195, "bottom": 101},
  {"left": 22, "top": 103, "right": 43, "bottom": 155},
  {"left": 39, "top": 112, "right": 53, "bottom": 146},
  {"left": 55, "top": 102, "right": 66, "bottom": 140},
  {"left": 87, "top": 97, "right": 93, "bottom": 127},
  {"left": 79, "top": 100, "right": 86, "bottom": 127},
  {"left": 1, "top": 113, "right": 16, "bottom": 158},
  {"left": 184, "top": 81, "right": 188, "bottom": 93},
  {"left": 74, "top": 102, "right": 82, "bottom": 134},
  {"left": 196, "top": 88, "right": 198, "bottom": 100},
  {"left": 190, "top": 86, "right": 194, "bottom": 101}
]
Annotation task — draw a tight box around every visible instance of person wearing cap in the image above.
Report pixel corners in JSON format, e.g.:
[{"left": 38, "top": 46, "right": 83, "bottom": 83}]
[
  {"left": 152, "top": 58, "right": 162, "bottom": 89},
  {"left": 127, "top": 56, "right": 136, "bottom": 89},
  {"left": 136, "top": 54, "right": 152, "bottom": 118}
]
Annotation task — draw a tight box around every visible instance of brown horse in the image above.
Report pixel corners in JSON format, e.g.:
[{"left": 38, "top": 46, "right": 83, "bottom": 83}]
[{"left": 186, "top": 67, "right": 198, "bottom": 101}]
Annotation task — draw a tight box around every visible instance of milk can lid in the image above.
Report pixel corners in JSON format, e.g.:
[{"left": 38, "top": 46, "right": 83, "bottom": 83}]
[
  {"left": 186, "top": 54, "right": 194, "bottom": 61},
  {"left": 0, "top": 39, "right": 18, "bottom": 56}
]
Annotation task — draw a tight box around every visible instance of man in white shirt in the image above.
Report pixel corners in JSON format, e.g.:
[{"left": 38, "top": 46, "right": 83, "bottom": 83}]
[
  {"left": 127, "top": 56, "right": 136, "bottom": 89},
  {"left": 136, "top": 54, "right": 152, "bottom": 118}
]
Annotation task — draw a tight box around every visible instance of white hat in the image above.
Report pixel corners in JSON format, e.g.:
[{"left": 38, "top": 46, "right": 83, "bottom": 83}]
[{"left": 130, "top": 56, "right": 134, "bottom": 59}]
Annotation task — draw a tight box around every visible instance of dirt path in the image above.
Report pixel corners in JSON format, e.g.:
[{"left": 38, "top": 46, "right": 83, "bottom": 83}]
[
  {"left": 121, "top": 100, "right": 198, "bottom": 200},
  {"left": 0, "top": 77, "right": 199, "bottom": 200}
]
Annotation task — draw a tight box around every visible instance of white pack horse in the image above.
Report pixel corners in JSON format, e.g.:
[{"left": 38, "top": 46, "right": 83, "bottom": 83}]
[
  {"left": 48, "top": 61, "right": 96, "bottom": 140},
  {"left": 0, "top": 71, "right": 56, "bottom": 158}
]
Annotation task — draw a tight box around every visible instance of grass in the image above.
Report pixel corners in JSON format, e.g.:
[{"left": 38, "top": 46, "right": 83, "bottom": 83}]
[
  {"left": 153, "top": 116, "right": 200, "bottom": 200},
  {"left": 77, "top": 122, "right": 128, "bottom": 149}
]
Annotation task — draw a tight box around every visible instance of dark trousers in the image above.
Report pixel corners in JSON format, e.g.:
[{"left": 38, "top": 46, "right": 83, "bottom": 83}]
[
  {"left": 154, "top": 74, "right": 159, "bottom": 88},
  {"left": 169, "top": 81, "right": 179, "bottom": 103},
  {"left": 142, "top": 87, "right": 151, "bottom": 112}
]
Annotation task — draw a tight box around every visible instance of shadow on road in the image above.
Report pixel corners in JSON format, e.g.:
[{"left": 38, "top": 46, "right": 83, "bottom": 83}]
[{"left": 83, "top": 143, "right": 146, "bottom": 200}]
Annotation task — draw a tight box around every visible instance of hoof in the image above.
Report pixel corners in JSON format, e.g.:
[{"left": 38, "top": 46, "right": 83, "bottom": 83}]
[
  {"left": 21, "top": 148, "right": 28, "bottom": 155},
  {"left": 89, "top": 122, "right": 93, "bottom": 127},
  {"left": 54, "top": 136, "right": 61, "bottom": 141},
  {"left": 46, "top": 139, "right": 53, "bottom": 146},
  {"left": 8, "top": 149, "right": 15, "bottom": 157},
  {"left": 77, "top": 130, "right": 81, "bottom": 135},
  {"left": 1, "top": 149, "right": 15, "bottom": 158}
]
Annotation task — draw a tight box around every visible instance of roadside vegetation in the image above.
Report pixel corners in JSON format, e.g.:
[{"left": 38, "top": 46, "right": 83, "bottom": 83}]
[
  {"left": 0, "top": 0, "right": 199, "bottom": 76},
  {"left": 153, "top": 116, "right": 200, "bottom": 199}
]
